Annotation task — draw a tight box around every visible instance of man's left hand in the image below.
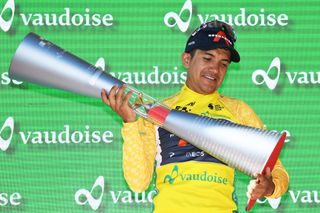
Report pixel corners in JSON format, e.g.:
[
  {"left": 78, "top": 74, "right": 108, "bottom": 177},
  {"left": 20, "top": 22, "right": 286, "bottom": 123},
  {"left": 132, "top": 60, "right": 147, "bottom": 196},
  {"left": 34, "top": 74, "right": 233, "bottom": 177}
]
[{"left": 246, "top": 167, "right": 275, "bottom": 200}]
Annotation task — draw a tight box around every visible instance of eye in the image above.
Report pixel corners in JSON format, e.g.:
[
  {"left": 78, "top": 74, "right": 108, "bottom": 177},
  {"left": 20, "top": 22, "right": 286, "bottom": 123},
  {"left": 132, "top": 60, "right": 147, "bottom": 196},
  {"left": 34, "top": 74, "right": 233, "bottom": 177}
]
[
  {"left": 203, "top": 57, "right": 211, "bottom": 61},
  {"left": 221, "top": 62, "right": 229, "bottom": 68}
]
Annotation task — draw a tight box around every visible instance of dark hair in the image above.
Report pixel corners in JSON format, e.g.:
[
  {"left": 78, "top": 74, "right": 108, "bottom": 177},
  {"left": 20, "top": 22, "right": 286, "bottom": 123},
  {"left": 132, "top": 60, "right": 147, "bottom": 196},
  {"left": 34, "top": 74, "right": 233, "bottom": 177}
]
[
  {"left": 189, "top": 49, "right": 197, "bottom": 59},
  {"left": 189, "top": 48, "right": 232, "bottom": 61}
]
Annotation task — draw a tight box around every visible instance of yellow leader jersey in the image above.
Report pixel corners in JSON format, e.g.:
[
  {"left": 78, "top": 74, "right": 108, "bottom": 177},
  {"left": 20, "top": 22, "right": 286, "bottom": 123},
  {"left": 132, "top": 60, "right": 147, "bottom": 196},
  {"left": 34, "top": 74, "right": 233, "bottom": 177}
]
[{"left": 121, "top": 84, "right": 289, "bottom": 213}]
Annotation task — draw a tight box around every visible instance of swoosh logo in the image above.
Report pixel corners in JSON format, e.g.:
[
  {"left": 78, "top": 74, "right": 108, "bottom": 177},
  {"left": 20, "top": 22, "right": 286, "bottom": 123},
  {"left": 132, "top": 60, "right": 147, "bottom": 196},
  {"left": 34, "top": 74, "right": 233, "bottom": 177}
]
[
  {"left": 252, "top": 57, "right": 281, "bottom": 90},
  {"left": 74, "top": 176, "right": 105, "bottom": 210},
  {"left": 0, "top": 0, "right": 15, "bottom": 32},
  {"left": 0, "top": 117, "right": 14, "bottom": 151},
  {"left": 164, "top": 0, "right": 192, "bottom": 32}
]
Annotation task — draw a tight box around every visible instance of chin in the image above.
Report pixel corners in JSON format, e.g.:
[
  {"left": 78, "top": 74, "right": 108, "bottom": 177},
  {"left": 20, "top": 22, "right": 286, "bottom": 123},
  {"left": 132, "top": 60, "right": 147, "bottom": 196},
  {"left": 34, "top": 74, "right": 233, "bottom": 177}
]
[
  {"left": 200, "top": 82, "right": 218, "bottom": 93},
  {"left": 201, "top": 87, "right": 216, "bottom": 94}
]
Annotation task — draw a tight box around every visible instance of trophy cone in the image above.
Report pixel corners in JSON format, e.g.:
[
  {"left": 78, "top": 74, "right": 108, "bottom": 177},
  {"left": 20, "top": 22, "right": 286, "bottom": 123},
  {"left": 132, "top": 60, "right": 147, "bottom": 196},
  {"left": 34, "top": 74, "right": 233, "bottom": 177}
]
[
  {"left": 9, "top": 33, "right": 124, "bottom": 98},
  {"left": 9, "top": 33, "right": 286, "bottom": 211}
]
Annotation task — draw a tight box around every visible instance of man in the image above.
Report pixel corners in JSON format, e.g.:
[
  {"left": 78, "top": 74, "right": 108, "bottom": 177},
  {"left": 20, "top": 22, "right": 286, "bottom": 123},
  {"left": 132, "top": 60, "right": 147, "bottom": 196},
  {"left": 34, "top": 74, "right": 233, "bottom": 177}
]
[{"left": 101, "top": 20, "right": 289, "bottom": 212}]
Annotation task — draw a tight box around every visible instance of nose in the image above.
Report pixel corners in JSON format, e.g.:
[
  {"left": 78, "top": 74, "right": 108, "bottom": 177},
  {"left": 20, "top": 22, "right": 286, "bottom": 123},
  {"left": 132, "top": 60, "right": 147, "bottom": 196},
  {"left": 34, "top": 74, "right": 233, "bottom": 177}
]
[{"left": 208, "top": 61, "right": 219, "bottom": 73}]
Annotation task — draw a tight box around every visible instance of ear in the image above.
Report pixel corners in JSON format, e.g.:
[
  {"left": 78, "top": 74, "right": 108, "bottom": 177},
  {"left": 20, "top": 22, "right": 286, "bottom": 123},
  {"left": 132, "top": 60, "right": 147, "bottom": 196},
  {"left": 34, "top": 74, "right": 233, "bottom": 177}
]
[{"left": 182, "top": 53, "right": 192, "bottom": 69}]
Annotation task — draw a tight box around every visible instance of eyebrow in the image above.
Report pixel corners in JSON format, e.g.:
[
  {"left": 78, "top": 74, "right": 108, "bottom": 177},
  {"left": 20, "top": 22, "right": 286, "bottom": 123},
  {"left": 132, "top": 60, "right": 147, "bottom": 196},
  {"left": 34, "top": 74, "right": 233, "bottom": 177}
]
[{"left": 204, "top": 52, "right": 231, "bottom": 63}]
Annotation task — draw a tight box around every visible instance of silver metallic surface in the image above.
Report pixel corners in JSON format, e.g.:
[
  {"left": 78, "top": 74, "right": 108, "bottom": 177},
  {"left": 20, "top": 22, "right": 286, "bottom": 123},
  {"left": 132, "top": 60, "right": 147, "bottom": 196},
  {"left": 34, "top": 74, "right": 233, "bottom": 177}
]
[
  {"left": 9, "top": 33, "right": 285, "bottom": 179},
  {"left": 9, "top": 33, "right": 124, "bottom": 98},
  {"left": 163, "top": 110, "right": 283, "bottom": 177}
]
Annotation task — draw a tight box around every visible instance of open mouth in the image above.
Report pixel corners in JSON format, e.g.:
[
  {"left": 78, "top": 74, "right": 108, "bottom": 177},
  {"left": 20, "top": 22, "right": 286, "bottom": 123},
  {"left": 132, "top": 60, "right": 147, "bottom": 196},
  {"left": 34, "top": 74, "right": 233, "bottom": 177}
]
[{"left": 202, "top": 74, "right": 216, "bottom": 81}]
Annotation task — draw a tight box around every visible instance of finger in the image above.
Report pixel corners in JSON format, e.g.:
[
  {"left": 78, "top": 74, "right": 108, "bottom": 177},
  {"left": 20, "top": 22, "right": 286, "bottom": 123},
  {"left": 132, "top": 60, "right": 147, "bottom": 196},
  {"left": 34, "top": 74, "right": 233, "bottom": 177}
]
[
  {"left": 251, "top": 193, "right": 259, "bottom": 200},
  {"left": 256, "top": 178, "right": 261, "bottom": 185},
  {"left": 247, "top": 180, "right": 256, "bottom": 196},
  {"left": 101, "top": 89, "right": 110, "bottom": 105},
  {"left": 248, "top": 189, "right": 261, "bottom": 200},
  {"left": 116, "top": 84, "right": 127, "bottom": 110},
  {"left": 247, "top": 191, "right": 252, "bottom": 199},
  {"left": 247, "top": 184, "right": 253, "bottom": 195},
  {"left": 265, "top": 167, "right": 272, "bottom": 178},
  {"left": 109, "top": 85, "right": 118, "bottom": 110},
  {"left": 122, "top": 91, "right": 133, "bottom": 108},
  {"left": 249, "top": 179, "right": 257, "bottom": 189},
  {"left": 255, "top": 173, "right": 264, "bottom": 184}
]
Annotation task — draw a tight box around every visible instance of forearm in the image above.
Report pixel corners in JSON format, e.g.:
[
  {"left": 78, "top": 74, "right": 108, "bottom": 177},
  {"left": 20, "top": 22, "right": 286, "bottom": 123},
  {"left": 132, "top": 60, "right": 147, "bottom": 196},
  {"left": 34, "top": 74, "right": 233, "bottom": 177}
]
[{"left": 121, "top": 119, "right": 156, "bottom": 192}]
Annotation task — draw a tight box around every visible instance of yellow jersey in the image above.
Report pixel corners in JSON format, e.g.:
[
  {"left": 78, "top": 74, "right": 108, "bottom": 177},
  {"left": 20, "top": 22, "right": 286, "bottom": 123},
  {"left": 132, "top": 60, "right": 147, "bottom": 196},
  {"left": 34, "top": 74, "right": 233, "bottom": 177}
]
[{"left": 121, "top": 84, "right": 289, "bottom": 213}]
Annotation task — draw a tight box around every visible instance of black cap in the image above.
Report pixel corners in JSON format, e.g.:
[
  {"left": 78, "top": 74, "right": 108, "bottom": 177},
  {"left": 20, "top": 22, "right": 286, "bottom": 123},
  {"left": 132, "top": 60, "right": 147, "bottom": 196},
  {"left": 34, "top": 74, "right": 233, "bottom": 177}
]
[{"left": 185, "top": 20, "right": 240, "bottom": 63}]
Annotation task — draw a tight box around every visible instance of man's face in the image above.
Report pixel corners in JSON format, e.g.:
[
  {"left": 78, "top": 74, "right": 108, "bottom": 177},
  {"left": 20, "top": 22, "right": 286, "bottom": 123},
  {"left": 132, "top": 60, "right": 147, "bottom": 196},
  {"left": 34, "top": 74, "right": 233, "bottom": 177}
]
[{"left": 182, "top": 49, "right": 231, "bottom": 94}]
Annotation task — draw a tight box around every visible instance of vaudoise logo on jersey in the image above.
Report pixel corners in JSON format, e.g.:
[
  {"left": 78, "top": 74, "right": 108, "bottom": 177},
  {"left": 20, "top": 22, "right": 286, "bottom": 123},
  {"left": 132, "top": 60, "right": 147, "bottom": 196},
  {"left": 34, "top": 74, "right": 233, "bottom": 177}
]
[
  {"left": 0, "top": 0, "right": 15, "bottom": 32},
  {"left": 0, "top": 117, "right": 14, "bottom": 151},
  {"left": 163, "top": 165, "right": 179, "bottom": 184},
  {"left": 163, "top": 165, "right": 281, "bottom": 209},
  {"left": 163, "top": 164, "right": 229, "bottom": 185}
]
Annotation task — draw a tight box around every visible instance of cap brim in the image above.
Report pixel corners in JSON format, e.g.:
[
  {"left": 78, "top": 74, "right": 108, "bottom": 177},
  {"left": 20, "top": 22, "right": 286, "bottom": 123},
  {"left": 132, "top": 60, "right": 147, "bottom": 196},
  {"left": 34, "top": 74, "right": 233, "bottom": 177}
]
[{"left": 228, "top": 47, "right": 240, "bottom": 63}]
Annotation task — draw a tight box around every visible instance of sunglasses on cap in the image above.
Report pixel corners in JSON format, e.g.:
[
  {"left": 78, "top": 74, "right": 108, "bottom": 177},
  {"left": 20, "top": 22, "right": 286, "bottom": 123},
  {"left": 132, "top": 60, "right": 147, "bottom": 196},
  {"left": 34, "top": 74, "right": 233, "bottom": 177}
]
[{"left": 192, "top": 20, "right": 237, "bottom": 43}]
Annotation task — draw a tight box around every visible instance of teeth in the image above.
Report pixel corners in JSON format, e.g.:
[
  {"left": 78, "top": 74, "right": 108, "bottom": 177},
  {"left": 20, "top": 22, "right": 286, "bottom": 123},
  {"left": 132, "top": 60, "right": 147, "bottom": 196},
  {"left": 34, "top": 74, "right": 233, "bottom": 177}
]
[{"left": 204, "top": 75, "right": 215, "bottom": 80}]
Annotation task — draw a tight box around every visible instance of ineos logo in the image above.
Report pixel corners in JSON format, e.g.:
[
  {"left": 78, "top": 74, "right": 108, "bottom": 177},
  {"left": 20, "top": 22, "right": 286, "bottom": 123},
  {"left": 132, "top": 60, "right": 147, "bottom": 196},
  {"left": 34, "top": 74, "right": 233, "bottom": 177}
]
[{"left": 0, "top": 0, "right": 15, "bottom": 32}]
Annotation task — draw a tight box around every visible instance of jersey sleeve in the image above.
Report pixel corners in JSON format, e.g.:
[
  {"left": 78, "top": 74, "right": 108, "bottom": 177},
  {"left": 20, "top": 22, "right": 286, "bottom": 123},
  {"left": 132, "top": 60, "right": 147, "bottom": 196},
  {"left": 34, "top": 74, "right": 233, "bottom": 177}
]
[
  {"left": 120, "top": 94, "right": 179, "bottom": 193},
  {"left": 121, "top": 118, "right": 157, "bottom": 192},
  {"left": 236, "top": 100, "right": 289, "bottom": 198}
]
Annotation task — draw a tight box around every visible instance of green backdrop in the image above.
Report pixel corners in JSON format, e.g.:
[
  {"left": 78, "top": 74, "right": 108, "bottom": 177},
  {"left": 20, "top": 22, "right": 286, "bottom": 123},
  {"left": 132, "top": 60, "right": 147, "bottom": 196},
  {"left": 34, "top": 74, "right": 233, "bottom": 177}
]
[{"left": 1, "top": 0, "right": 319, "bottom": 212}]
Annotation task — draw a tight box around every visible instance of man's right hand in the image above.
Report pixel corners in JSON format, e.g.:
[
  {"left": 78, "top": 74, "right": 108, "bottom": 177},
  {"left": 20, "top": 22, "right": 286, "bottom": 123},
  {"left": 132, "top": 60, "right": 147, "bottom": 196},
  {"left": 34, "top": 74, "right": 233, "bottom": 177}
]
[{"left": 101, "top": 85, "right": 136, "bottom": 123}]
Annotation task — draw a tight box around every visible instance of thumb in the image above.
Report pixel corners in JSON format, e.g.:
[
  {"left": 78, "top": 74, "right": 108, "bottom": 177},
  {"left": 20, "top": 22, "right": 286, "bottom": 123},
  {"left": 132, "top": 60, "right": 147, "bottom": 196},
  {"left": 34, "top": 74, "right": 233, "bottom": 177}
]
[{"left": 265, "top": 167, "right": 272, "bottom": 178}]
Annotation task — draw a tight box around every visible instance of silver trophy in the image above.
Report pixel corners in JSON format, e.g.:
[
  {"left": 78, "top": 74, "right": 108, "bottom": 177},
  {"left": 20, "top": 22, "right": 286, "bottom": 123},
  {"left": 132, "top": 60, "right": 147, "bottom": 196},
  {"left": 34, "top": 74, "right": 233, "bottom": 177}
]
[{"left": 9, "top": 33, "right": 286, "bottom": 211}]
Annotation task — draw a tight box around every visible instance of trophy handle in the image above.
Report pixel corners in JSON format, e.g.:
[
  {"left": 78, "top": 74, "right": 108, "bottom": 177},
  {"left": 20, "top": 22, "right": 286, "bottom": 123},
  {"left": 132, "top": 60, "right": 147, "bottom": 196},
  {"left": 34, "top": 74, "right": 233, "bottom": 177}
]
[{"left": 245, "top": 132, "right": 286, "bottom": 211}]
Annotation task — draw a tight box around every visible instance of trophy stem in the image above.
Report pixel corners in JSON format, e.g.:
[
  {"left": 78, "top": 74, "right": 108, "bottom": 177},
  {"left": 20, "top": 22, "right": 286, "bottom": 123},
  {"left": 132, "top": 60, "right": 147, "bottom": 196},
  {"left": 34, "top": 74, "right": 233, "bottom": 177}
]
[{"left": 124, "top": 85, "right": 171, "bottom": 125}]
